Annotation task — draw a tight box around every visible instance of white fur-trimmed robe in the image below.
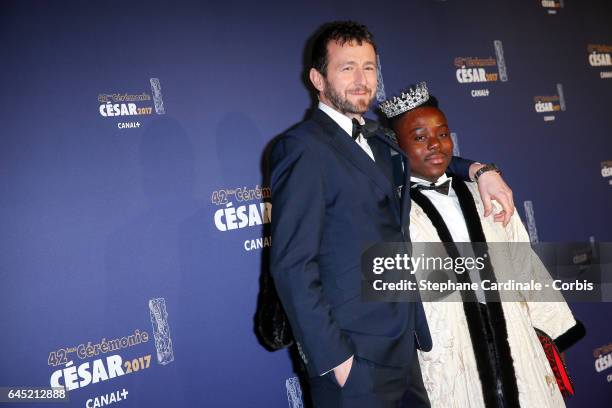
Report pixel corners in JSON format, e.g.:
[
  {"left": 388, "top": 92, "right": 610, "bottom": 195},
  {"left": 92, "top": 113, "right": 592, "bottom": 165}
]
[{"left": 410, "top": 182, "right": 576, "bottom": 408}]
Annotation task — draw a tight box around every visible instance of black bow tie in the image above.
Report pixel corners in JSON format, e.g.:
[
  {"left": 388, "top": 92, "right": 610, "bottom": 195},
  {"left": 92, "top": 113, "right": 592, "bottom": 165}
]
[
  {"left": 351, "top": 118, "right": 364, "bottom": 140},
  {"left": 412, "top": 179, "right": 452, "bottom": 195},
  {"left": 352, "top": 119, "right": 382, "bottom": 140}
]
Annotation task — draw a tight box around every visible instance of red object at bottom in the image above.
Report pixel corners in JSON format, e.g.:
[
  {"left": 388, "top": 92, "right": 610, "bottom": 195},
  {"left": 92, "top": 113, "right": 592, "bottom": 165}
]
[{"left": 535, "top": 328, "right": 575, "bottom": 397}]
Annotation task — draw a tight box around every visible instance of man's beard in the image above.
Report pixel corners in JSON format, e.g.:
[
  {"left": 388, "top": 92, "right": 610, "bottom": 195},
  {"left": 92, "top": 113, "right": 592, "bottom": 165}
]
[{"left": 323, "top": 79, "right": 373, "bottom": 115}]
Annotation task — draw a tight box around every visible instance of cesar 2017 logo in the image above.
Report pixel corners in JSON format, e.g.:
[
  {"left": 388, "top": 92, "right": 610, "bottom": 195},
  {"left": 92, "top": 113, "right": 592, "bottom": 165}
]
[
  {"left": 97, "top": 78, "right": 165, "bottom": 129},
  {"left": 540, "top": 0, "right": 563, "bottom": 14},
  {"left": 533, "top": 83, "right": 566, "bottom": 122},
  {"left": 453, "top": 41, "right": 508, "bottom": 98},
  {"left": 211, "top": 185, "right": 273, "bottom": 252},
  {"left": 587, "top": 45, "right": 612, "bottom": 79}
]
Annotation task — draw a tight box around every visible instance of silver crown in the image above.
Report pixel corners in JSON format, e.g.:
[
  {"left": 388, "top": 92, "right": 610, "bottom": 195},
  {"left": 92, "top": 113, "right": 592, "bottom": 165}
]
[{"left": 379, "top": 82, "right": 429, "bottom": 118}]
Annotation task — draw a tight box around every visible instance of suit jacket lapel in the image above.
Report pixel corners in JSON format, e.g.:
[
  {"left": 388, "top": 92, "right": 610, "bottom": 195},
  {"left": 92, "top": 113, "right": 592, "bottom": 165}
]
[
  {"left": 312, "top": 109, "right": 400, "bottom": 219},
  {"left": 368, "top": 135, "right": 394, "bottom": 185},
  {"left": 367, "top": 131, "right": 412, "bottom": 227}
]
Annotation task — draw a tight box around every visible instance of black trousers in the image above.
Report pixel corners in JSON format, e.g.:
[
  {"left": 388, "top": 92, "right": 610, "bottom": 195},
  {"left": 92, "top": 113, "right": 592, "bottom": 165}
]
[{"left": 309, "top": 355, "right": 430, "bottom": 408}]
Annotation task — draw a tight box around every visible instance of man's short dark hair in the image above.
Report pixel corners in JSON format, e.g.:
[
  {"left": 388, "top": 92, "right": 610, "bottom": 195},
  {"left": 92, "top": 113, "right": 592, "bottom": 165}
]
[{"left": 310, "top": 21, "right": 377, "bottom": 76}]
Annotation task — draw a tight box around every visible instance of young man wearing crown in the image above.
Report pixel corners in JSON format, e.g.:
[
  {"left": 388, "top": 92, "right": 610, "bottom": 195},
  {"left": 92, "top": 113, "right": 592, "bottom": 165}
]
[
  {"left": 380, "top": 83, "right": 582, "bottom": 408},
  {"left": 269, "top": 21, "right": 515, "bottom": 407}
]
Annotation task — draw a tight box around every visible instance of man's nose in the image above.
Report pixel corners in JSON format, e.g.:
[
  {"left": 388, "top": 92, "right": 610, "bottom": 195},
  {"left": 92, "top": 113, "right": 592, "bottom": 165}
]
[
  {"left": 353, "top": 68, "right": 366, "bottom": 85},
  {"left": 427, "top": 135, "right": 441, "bottom": 150}
]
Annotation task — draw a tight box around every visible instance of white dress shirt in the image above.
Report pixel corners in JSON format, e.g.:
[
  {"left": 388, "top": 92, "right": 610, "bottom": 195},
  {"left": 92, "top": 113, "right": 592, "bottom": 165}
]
[
  {"left": 318, "top": 101, "right": 375, "bottom": 161},
  {"left": 410, "top": 174, "right": 470, "bottom": 242}
]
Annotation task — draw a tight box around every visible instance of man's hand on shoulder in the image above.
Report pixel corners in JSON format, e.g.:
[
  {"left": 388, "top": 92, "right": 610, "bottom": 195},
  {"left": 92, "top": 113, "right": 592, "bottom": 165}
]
[
  {"left": 470, "top": 163, "right": 514, "bottom": 226},
  {"left": 333, "top": 355, "right": 354, "bottom": 387}
]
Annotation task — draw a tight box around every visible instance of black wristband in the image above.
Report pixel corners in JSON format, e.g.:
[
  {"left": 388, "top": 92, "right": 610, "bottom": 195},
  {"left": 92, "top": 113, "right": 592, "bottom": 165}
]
[{"left": 474, "top": 163, "right": 501, "bottom": 182}]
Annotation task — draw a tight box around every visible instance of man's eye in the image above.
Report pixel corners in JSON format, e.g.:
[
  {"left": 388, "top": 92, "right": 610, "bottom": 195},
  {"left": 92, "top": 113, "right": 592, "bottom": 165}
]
[
  {"left": 415, "top": 136, "right": 426, "bottom": 141},
  {"left": 439, "top": 133, "right": 449, "bottom": 138},
  {"left": 342, "top": 66, "right": 353, "bottom": 71}
]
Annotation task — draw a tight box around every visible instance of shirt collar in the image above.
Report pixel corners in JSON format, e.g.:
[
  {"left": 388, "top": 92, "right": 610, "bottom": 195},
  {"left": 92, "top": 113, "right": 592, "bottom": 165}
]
[{"left": 318, "top": 101, "right": 364, "bottom": 137}]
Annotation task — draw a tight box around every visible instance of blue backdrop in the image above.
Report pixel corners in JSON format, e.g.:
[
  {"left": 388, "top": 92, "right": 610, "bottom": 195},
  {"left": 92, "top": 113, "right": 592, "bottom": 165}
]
[{"left": 1, "top": 0, "right": 611, "bottom": 407}]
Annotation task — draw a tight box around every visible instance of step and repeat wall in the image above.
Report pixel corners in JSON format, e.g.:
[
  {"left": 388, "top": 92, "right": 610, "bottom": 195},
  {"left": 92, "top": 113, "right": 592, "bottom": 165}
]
[{"left": 1, "top": 0, "right": 611, "bottom": 407}]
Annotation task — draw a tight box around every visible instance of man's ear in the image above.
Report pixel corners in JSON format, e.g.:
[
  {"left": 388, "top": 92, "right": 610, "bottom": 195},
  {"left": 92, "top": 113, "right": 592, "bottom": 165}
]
[{"left": 309, "top": 68, "right": 325, "bottom": 93}]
